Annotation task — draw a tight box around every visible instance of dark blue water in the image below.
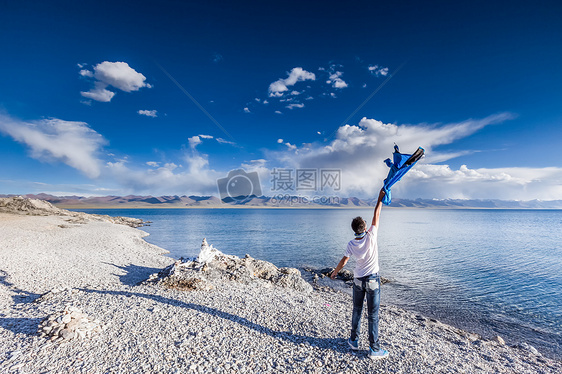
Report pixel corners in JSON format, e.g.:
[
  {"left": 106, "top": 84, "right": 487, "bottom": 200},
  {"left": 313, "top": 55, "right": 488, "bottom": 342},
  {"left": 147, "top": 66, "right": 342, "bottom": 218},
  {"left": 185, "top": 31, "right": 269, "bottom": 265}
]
[{"left": 77, "top": 208, "right": 562, "bottom": 358}]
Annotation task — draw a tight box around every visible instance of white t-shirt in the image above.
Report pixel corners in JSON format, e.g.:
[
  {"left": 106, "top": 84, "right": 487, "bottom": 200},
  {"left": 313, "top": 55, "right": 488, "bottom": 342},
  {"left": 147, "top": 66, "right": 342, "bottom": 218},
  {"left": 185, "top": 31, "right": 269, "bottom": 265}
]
[{"left": 345, "top": 224, "right": 379, "bottom": 278}]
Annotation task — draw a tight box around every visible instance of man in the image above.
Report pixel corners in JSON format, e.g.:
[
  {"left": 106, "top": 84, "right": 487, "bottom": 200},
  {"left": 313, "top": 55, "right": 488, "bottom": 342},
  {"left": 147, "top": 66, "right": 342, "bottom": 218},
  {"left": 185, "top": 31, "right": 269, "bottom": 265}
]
[{"left": 331, "top": 188, "right": 389, "bottom": 360}]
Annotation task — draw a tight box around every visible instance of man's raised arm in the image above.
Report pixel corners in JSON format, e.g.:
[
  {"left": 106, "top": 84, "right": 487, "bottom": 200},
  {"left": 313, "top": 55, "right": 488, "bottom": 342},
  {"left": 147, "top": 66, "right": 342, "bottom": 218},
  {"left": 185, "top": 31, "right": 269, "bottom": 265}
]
[{"left": 371, "top": 188, "right": 385, "bottom": 228}]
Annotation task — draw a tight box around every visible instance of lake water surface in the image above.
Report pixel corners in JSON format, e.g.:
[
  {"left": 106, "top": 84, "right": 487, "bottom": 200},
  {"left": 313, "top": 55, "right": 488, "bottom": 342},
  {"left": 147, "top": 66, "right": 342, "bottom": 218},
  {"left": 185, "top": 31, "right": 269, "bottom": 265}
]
[{"left": 78, "top": 208, "right": 562, "bottom": 359}]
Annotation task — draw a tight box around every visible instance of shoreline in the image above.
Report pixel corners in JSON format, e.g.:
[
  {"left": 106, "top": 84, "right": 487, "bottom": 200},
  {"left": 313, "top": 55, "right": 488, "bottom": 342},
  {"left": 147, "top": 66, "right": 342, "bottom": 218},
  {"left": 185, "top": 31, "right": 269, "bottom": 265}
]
[
  {"left": 60, "top": 204, "right": 562, "bottom": 211},
  {"left": 1, "top": 205, "right": 561, "bottom": 373}
]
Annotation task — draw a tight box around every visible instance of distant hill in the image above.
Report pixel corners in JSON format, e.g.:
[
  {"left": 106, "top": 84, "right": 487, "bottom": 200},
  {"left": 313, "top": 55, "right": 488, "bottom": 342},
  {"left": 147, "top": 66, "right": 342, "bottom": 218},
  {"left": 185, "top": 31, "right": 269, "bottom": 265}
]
[{"left": 1, "top": 193, "right": 561, "bottom": 209}]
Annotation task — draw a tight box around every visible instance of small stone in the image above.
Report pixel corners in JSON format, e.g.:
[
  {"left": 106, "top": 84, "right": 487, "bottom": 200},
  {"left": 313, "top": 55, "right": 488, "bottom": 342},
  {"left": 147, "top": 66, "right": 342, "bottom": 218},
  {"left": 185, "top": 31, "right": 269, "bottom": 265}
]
[
  {"left": 65, "top": 319, "right": 80, "bottom": 331},
  {"left": 495, "top": 335, "right": 505, "bottom": 345},
  {"left": 52, "top": 326, "right": 64, "bottom": 337},
  {"left": 69, "top": 311, "right": 85, "bottom": 319},
  {"left": 60, "top": 329, "right": 75, "bottom": 340},
  {"left": 519, "top": 342, "right": 540, "bottom": 356}
]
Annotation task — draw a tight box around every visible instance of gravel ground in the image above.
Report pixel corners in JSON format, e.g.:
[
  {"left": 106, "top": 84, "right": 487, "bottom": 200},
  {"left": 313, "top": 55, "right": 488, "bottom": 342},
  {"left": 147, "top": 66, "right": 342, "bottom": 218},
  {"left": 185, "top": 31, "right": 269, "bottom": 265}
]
[{"left": 1, "top": 213, "right": 560, "bottom": 373}]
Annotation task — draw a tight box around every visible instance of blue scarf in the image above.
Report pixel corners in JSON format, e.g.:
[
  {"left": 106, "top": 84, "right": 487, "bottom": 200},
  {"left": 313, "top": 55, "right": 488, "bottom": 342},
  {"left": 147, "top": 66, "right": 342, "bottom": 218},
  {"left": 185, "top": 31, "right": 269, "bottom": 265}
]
[{"left": 354, "top": 231, "right": 367, "bottom": 239}]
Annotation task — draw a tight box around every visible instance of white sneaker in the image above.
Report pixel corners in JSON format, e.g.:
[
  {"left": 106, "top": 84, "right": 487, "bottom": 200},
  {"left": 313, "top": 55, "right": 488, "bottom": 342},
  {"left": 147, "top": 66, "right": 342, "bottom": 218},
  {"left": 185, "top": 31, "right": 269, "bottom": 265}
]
[{"left": 369, "top": 348, "right": 389, "bottom": 360}]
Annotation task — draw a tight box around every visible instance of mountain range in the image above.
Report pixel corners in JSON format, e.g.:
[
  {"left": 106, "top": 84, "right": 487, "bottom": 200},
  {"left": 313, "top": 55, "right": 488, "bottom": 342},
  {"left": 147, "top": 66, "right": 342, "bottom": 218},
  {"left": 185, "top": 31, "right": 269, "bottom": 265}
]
[{"left": 1, "top": 193, "right": 561, "bottom": 209}]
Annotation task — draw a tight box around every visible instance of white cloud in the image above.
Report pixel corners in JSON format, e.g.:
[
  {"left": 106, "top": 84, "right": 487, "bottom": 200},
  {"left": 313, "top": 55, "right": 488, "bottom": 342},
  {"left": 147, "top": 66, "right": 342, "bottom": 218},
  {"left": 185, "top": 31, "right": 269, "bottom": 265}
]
[
  {"left": 284, "top": 142, "right": 297, "bottom": 151},
  {"left": 163, "top": 162, "right": 178, "bottom": 170},
  {"left": 81, "top": 83, "right": 115, "bottom": 102},
  {"left": 187, "top": 134, "right": 216, "bottom": 149},
  {"left": 0, "top": 114, "right": 106, "bottom": 178},
  {"left": 326, "top": 71, "right": 348, "bottom": 88},
  {"left": 5, "top": 110, "right": 553, "bottom": 200},
  {"left": 80, "top": 61, "right": 151, "bottom": 102},
  {"left": 333, "top": 80, "right": 348, "bottom": 88},
  {"left": 106, "top": 158, "right": 220, "bottom": 196},
  {"left": 105, "top": 136, "right": 221, "bottom": 195},
  {"left": 274, "top": 110, "right": 283, "bottom": 114},
  {"left": 216, "top": 138, "right": 235, "bottom": 145},
  {"left": 263, "top": 100, "right": 269, "bottom": 104},
  {"left": 268, "top": 67, "right": 316, "bottom": 97},
  {"left": 79, "top": 69, "right": 94, "bottom": 78},
  {"left": 401, "top": 165, "right": 562, "bottom": 200},
  {"left": 244, "top": 107, "right": 251, "bottom": 113},
  {"left": 188, "top": 135, "right": 202, "bottom": 149},
  {"left": 266, "top": 113, "right": 519, "bottom": 197},
  {"left": 286, "top": 103, "right": 305, "bottom": 110},
  {"left": 368, "top": 65, "right": 389, "bottom": 77},
  {"left": 8, "top": 108, "right": 552, "bottom": 200},
  {"left": 137, "top": 109, "right": 158, "bottom": 117},
  {"left": 93, "top": 61, "right": 150, "bottom": 92}
]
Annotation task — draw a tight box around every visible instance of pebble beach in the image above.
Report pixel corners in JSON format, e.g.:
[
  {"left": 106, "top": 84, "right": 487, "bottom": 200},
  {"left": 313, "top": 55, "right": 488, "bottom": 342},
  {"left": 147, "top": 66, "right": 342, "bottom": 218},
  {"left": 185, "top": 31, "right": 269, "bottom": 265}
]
[{"left": 1, "top": 199, "right": 561, "bottom": 373}]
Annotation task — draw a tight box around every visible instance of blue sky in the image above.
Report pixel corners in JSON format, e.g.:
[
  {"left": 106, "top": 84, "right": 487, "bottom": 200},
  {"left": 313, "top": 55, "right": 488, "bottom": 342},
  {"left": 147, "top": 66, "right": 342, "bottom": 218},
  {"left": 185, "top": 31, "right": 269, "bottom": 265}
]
[{"left": 1, "top": 0, "right": 561, "bottom": 200}]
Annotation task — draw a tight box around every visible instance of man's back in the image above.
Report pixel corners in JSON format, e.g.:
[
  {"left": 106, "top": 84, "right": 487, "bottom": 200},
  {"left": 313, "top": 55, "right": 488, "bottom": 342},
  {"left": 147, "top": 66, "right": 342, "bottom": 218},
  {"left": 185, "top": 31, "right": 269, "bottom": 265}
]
[{"left": 346, "top": 225, "right": 379, "bottom": 278}]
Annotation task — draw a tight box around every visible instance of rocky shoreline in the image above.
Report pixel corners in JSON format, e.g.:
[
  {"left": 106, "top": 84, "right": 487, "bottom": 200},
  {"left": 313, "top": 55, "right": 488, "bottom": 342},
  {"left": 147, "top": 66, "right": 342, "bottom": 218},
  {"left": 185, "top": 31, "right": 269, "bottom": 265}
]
[
  {"left": 0, "top": 196, "right": 147, "bottom": 228},
  {"left": 1, "top": 198, "right": 560, "bottom": 373}
]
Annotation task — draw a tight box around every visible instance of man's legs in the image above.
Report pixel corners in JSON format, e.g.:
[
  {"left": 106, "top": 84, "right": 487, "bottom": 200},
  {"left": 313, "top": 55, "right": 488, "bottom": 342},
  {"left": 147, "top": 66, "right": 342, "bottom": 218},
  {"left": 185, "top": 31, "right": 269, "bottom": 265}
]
[
  {"left": 365, "top": 274, "right": 381, "bottom": 351},
  {"left": 350, "top": 278, "right": 366, "bottom": 342}
]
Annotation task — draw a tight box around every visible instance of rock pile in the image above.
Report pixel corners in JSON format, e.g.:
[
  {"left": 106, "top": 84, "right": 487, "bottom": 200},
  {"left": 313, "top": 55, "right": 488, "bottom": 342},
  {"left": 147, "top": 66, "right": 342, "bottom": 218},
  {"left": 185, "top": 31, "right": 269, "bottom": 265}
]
[
  {"left": 305, "top": 267, "right": 391, "bottom": 285},
  {"left": 38, "top": 306, "right": 103, "bottom": 341},
  {"left": 147, "top": 239, "right": 313, "bottom": 294},
  {"left": 0, "top": 196, "right": 145, "bottom": 227}
]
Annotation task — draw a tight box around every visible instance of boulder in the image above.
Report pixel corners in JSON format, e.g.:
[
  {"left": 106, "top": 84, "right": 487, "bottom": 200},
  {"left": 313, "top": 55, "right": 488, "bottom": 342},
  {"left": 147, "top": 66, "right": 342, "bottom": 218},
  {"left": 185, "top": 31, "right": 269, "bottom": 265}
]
[{"left": 148, "top": 239, "right": 313, "bottom": 294}]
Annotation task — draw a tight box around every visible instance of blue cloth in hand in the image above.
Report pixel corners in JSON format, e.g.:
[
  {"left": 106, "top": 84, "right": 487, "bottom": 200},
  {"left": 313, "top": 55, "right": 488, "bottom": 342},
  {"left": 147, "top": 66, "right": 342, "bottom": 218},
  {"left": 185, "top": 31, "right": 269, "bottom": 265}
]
[{"left": 382, "top": 145, "right": 424, "bottom": 205}]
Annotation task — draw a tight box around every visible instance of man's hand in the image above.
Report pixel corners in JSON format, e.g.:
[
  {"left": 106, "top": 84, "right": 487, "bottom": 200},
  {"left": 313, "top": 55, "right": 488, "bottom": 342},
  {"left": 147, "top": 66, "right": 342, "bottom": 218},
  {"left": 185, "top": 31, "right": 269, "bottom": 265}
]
[{"left": 331, "top": 256, "right": 349, "bottom": 280}]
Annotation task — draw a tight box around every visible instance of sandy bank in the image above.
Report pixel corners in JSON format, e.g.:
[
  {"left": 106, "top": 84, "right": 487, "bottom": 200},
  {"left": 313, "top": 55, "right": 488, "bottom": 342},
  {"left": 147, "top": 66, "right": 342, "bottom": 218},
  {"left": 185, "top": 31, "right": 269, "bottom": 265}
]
[{"left": 0, "top": 213, "right": 173, "bottom": 308}]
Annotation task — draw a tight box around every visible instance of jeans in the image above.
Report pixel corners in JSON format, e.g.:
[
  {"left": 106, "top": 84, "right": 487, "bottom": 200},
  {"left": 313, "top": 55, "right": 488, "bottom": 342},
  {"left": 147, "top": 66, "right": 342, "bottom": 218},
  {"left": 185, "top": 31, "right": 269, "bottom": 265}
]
[{"left": 350, "top": 273, "right": 381, "bottom": 350}]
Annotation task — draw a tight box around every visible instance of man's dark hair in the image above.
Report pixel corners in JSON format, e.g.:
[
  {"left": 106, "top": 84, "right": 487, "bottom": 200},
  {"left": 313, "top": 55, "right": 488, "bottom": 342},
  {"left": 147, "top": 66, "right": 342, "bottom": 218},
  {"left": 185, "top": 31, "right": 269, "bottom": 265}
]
[{"left": 351, "top": 216, "right": 366, "bottom": 235}]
